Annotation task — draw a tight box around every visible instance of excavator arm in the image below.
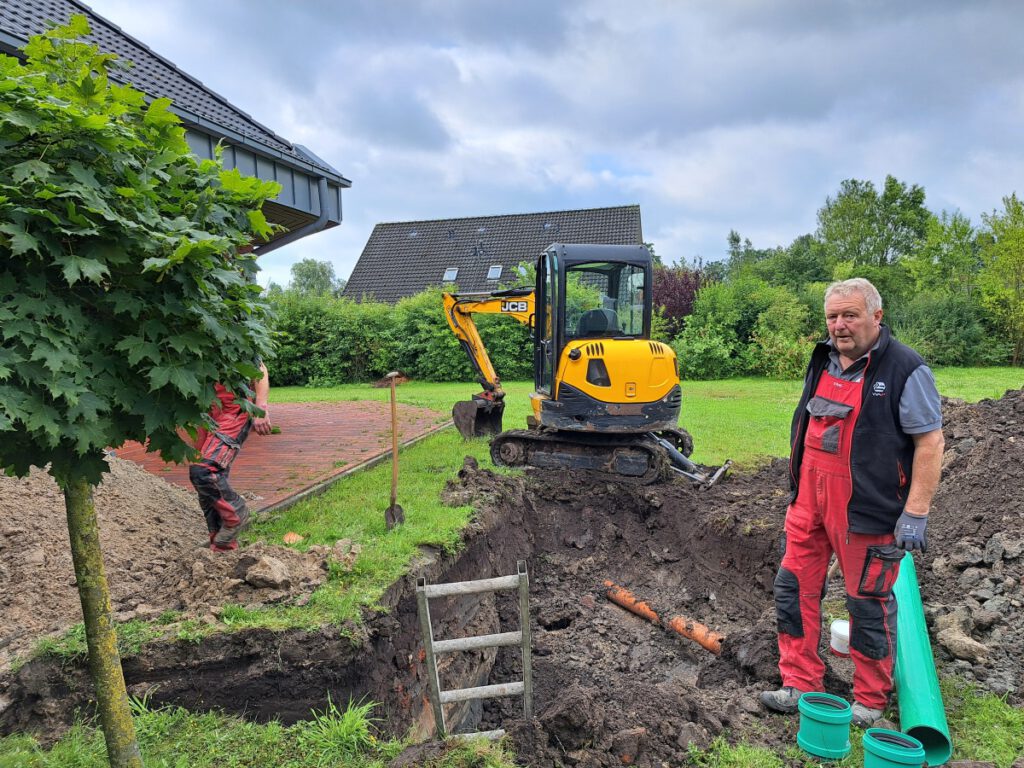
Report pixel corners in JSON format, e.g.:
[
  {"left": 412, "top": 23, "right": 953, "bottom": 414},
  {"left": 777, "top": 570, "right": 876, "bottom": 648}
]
[{"left": 442, "top": 288, "right": 534, "bottom": 438}]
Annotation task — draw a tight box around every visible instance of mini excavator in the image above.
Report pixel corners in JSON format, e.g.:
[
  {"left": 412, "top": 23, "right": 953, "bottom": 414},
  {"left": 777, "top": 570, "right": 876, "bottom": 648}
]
[{"left": 442, "top": 242, "right": 730, "bottom": 485}]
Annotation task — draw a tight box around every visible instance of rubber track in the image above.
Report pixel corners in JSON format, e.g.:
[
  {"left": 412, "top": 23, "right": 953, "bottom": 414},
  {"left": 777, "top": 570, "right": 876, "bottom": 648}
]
[{"left": 490, "top": 429, "right": 669, "bottom": 484}]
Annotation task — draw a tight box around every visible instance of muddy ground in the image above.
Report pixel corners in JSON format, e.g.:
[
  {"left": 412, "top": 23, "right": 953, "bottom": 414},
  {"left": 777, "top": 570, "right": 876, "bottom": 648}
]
[
  {"left": 0, "top": 458, "right": 349, "bottom": 669},
  {"left": 1, "top": 388, "right": 1022, "bottom": 767}
]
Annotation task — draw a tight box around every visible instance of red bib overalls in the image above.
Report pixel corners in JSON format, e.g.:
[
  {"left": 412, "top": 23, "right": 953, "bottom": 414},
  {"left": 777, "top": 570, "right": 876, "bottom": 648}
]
[{"left": 775, "top": 369, "right": 902, "bottom": 710}]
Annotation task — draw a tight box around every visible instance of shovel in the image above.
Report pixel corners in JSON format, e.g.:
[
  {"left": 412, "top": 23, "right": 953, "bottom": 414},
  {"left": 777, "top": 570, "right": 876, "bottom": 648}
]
[{"left": 385, "top": 371, "right": 405, "bottom": 530}]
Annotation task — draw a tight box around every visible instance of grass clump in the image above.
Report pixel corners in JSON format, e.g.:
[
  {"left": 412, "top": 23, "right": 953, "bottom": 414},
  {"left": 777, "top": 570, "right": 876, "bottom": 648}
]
[
  {"left": 943, "top": 677, "right": 1024, "bottom": 766},
  {"left": 32, "top": 620, "right": 164, "bottom": 664},
  {"left": 0, "top": 698, "right": 517, "bottom": 768}
]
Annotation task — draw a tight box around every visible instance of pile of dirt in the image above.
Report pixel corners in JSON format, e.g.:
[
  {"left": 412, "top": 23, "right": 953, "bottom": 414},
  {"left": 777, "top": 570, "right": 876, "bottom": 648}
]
[{"left": 0, "top": 457, "right": 345, "bottom": 668}]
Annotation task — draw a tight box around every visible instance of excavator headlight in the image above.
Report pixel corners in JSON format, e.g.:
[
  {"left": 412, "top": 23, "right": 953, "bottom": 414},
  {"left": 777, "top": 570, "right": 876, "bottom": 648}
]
[{"left": 586, "top": 359, "right": 611, "bottom": 387}]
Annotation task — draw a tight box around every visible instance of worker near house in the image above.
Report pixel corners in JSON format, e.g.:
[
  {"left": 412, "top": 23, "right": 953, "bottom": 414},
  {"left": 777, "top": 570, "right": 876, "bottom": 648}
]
[
  {"left": 760, "top": 278, "right": 944, "bottom": 728},
  {"left": 189, "top": 361, "right": 272, "bottom": 552}
]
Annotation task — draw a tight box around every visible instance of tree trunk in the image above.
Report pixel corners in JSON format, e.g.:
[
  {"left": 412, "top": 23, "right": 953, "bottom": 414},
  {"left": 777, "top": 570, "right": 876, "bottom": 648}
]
[{"left": 64, "top": 475, "right": 144, "bottom": 768}]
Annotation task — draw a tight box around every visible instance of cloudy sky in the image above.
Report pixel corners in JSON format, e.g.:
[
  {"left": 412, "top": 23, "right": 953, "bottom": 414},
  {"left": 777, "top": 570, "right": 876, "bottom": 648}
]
[{"left": 85, "top": 0, "right": 1024, "bottom": 288}]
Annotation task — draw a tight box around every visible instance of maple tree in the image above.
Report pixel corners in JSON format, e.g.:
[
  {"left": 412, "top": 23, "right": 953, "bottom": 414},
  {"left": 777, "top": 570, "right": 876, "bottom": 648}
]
[{"left": 0, "top": 17, "right": 280, "bottom": 766}]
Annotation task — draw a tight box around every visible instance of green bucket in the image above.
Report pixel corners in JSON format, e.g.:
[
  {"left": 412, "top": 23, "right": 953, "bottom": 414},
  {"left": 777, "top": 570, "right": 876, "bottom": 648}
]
[
  {"left": 863, "top": 728, "right": 926, "bottom": 768},
  {"left": 796, "top": 692, "right": 852, "bottom": 760}
]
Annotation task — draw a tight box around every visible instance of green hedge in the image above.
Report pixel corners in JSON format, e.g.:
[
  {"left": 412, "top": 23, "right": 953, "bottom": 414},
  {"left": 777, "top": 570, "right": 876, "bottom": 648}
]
[{"left": 268, "top": 288, "right": 531, "bottom": 386}]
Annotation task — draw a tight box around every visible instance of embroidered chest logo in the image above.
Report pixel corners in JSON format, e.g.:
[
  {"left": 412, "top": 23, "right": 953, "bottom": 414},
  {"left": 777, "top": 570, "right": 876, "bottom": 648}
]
[{"left": 872, "top": 381, "right": 887, "bottom": 396}]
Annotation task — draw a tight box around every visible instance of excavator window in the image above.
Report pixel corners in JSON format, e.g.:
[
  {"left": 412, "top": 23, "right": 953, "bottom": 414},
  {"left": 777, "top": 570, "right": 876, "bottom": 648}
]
[{"left": 564, "top": 261, "right": 646, "bottom": 339}]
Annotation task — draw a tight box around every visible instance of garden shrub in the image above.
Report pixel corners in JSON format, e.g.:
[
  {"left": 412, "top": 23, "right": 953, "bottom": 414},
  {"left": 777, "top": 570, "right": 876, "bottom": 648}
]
[
  {"left": 391, "top": 288, "right": 532, "bottom": 383},
  {"left": 887, "top": 292, "right": 988, "bottom": 366},
  {"left": 673, "top": 325, "right": 741, "bottom": 380},
  {"left": 270, "top": 294, "right": 395, "bottom": 385}
]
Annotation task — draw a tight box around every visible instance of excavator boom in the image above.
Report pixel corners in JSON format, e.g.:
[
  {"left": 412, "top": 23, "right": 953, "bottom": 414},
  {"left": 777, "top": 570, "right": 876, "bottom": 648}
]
[{"left": 442, "top": 288, "right": 534, "bottom": 437}]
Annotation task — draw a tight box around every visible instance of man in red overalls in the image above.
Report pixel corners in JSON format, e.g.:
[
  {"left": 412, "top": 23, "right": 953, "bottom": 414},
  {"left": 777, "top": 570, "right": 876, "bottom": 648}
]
[
  {"left": 188, "top": 362, "right": 272, "bottom": 551},
  {"left": 760, "top": 279, "right": 944, "bottom": 728}
]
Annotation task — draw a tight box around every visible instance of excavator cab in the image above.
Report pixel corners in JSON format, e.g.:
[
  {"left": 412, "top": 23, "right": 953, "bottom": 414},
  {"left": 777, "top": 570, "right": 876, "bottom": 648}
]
[{"left": 530, "top": 243, "right": 680, "bottom": 434}]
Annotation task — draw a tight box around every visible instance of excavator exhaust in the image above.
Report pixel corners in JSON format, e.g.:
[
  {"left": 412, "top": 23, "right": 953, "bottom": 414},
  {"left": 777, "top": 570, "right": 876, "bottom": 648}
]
[{"left": 452, "top": 396, "right": 504, "bottom": 439}]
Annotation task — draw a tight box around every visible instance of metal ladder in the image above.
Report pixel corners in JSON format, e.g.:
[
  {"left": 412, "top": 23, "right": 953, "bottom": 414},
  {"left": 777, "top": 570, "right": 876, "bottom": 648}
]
[{"left": 415, "top": 559, "right": 533, "bottom": 740}]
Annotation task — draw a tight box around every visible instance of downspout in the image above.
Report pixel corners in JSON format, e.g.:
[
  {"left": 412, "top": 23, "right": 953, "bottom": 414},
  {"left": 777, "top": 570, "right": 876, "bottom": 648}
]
[{"left": 253, "top": 176, "right": 331, "bottom": 256}]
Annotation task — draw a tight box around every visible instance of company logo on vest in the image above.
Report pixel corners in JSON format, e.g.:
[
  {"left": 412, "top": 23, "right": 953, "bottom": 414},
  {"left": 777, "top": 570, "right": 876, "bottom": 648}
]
[{"left": 872, "top": 381, "right": 887, "bottom": 396}]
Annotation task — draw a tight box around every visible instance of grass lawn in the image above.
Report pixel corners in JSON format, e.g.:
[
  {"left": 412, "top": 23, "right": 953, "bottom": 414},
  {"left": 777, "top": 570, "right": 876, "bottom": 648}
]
[{"left": 6, "top": 368, "right": 1021, "bottom": 767}]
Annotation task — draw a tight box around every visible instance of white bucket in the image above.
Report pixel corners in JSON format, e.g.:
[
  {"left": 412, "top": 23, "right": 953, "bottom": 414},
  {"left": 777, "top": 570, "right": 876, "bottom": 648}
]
[{"left": 829, "top": 619, "right": 850, "bottom": 657}]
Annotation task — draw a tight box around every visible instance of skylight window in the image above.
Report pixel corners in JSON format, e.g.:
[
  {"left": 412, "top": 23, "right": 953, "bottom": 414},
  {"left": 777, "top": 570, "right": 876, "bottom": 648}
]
[
  {"left": 487, "top": 265, "right": 503, "bottom": 280},
  {"left": 443, "top": 267, "right": 459, "bottom": 281},
  {"left": 408, "top": 229, "right": 419, "bottom": 238}
]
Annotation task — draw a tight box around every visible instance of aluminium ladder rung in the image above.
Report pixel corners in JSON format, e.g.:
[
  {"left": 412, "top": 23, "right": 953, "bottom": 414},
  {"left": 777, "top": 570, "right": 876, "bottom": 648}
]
[
  {"left": 420, "top": 574, "right": 520, "bottom": 598},
  {"left": 454, "top": 729, "right": 506, "bottom": 741},
  {"left": 440, "top": 681, "right": 525, "bottom": 704},
  {"left": 433, "top": 630, "right": 522, "bottom": 654}
]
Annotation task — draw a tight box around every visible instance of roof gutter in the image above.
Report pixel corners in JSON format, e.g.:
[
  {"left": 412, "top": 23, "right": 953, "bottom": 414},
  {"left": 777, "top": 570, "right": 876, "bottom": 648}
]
[{"left": 254, "top": 176, "right": 331, "bottom": 256}]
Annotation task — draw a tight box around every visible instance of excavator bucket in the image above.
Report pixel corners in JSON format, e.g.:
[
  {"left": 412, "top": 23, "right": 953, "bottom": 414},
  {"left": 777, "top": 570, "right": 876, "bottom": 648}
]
[{"left": 452, "top": 398, "right": 504, "bottom": 439}]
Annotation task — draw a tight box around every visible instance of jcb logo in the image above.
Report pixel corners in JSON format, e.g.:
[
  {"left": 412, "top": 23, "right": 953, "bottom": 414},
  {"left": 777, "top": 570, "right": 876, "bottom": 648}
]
[{"left": 501, "top": 301, "right": 528, "bottom": 312}]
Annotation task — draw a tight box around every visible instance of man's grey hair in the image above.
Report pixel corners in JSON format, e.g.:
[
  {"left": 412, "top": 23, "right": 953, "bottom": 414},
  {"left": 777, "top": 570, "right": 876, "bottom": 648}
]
[{"left": 824, "top": 278, "right": 883, "bottom": 315}]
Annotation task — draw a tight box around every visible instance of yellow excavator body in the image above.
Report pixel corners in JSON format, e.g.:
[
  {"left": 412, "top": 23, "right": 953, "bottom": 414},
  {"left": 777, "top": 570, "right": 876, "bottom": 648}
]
[{"left": 443, "top": 243, "right": 728, "bottom": 484}]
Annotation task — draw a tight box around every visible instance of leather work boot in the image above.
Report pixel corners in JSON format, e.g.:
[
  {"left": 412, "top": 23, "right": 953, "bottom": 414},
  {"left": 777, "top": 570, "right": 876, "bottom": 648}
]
[
  {"left": 759, "top": 686, "right": 805, "bottom": 714},
  {"left": 851, "top": 701, "right": 884, "bottom": 728},
  {"left": 212, "top": 504, "right": 250, "bottom": 550}
]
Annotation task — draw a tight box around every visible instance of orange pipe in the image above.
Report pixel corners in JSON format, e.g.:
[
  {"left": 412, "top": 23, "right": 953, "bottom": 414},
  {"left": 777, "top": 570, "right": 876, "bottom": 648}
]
[{"left": 604, "top": 580, "right": 724, "bottom": 655}]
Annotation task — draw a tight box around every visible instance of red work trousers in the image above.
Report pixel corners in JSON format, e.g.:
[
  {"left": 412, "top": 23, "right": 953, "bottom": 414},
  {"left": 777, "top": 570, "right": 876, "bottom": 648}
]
[
  {"left": 188, "top": 389, "right": 252, "bottom": 548},
  {"left": 775, "top": 373, "right": 901, "bottom": 710}
]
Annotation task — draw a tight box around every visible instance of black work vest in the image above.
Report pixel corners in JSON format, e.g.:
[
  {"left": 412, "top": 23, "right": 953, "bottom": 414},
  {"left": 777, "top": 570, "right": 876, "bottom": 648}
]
[{"left": 789, "top": 326, "right": 926, "bottom": 534}]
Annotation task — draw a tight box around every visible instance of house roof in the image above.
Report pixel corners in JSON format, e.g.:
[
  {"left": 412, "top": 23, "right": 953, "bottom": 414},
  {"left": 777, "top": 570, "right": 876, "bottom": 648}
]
[
  {"left": 343, "top": 205, "right": 643, "bottom": 304},
  {"left": 0, "top": 0, "right": 350, "bottom": 247}
]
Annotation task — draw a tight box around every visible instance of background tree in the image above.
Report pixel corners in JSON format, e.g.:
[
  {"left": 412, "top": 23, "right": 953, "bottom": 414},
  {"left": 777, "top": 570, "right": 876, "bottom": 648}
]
[
  {"left": 651, "top": 262, "right": 704, "bottom": 338},
  {"left": 288, "top": 257, "right": 345, "bottom": 296},
  {"left": 815, "top": 175, "right": 928, "bottom": 304},
  {"left": 0, "top": 19, "right": 280, "bottom": 766},
  {"left": 978, "top": 194, "right": 1024, "bottom": 365},
  {"left": 817, "top": 175, "right": 929, "bottom": 267},
  {"left": 906, "top": 210, "right": 980, "bottom": 296}
]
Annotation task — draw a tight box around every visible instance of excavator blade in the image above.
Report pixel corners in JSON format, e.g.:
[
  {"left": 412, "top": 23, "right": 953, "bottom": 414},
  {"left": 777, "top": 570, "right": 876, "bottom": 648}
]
[{"left": 452, "top": 398, "right": 504, "bottom": 438}]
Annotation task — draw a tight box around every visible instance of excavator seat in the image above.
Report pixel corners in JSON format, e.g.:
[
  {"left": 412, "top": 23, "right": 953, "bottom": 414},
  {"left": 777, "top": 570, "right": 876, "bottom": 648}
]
[{"left": 576, "top": 308, "right": 620, "bottom": 337}]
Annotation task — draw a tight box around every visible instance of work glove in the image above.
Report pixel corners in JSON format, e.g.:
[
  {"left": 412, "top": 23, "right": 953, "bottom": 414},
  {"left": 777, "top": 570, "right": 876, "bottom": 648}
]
[{"left": 894, "top": 511, "right": 928, "bottom": 553}]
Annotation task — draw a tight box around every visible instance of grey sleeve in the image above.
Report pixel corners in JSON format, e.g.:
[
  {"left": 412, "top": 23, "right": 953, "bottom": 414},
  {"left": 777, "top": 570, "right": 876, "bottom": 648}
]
[{"left": 899, "top": 365, "right": 943, "bottom": 435}]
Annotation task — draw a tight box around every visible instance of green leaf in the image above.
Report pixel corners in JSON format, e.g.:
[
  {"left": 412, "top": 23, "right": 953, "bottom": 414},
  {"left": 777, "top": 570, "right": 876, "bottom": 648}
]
[
  {"left": 110, "top": 294, "right": 145, "bottom": 319},
  {"left": 148, "top": 365, "right": 174, "bottom": 390},
  {"left": 68, "top": 162, "right": 100, "bottom": 190},
  {"left": 141, "top": 256, "right": 171, "bottom": 272},
  {"left": 0, "top": 223, "right": 40, "bottom": 256},
  {"left": 114, "top": 336, "right": 161, "bottom": 365},
  {"left": 0, "top": 386, "right": 31, "bottom": 423},
  {"left": 25, "top": 402, "right": 61, "bottom": 445},
  {"left": 10, "top": 160, "right": 53, "bottom": 183},
  {"left": 247, "top": 208, "right": 272, "bottom": 240},
  {"left": 59, "top": 253, "right": 110, "bottom": 285},
  {"left": 144, "top": 97, "right": 179, "bottom": 127},
  {"left": 168, "top": 367, "right": 200, "bottom": 397},
  {"left": 29, "top": 339, "right": 76, "bottom": 373},
  {"left": 0, "top": 108, "right": 43, "bottom": 131}
]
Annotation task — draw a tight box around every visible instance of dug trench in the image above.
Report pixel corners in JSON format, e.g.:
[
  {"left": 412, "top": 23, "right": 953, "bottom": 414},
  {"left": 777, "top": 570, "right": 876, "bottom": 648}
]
[{"left": 2, "top": 389, "right": 1023, "bottom": 767}]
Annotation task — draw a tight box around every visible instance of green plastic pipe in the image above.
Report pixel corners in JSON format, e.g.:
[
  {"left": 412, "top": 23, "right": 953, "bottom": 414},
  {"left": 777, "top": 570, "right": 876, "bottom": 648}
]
[{"left": 892, "top": 552, "right": 953, "bottom": 766}]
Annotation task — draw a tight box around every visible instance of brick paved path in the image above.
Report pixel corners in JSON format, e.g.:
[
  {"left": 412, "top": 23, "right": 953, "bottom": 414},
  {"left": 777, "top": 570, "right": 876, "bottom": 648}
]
[{"left": 115, "top": 401, "right": 449, "bottom": 512}]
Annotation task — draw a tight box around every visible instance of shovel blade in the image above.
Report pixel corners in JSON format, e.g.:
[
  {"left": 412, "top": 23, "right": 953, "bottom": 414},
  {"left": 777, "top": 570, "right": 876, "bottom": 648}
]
[{"left": 386, "top": 503, "right": 405, "bottom": 530}]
